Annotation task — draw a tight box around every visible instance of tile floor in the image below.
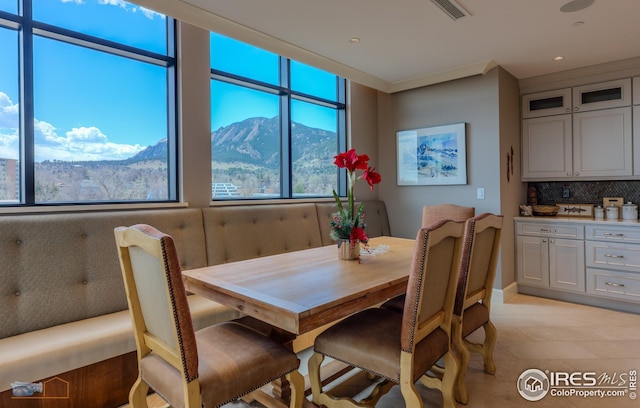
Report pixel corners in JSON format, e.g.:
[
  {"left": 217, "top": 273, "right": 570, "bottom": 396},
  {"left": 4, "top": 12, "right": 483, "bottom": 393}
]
[{"left": 129, "top": 294, "right": 640, "bottom": 407}]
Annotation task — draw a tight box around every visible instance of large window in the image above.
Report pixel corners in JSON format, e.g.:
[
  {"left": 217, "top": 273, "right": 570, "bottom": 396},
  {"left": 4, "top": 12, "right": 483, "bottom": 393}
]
[
  {"left": 210, "top": 33, "right": 346, "bottom": 199},
  {"left": 0, "top": 0, "right": 176, "bottom": 205}
]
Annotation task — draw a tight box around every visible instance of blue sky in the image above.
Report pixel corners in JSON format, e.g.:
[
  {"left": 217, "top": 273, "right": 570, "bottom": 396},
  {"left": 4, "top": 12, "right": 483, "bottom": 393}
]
[{"left": 0, "top": 0, "right": 337, "bottom": 163}]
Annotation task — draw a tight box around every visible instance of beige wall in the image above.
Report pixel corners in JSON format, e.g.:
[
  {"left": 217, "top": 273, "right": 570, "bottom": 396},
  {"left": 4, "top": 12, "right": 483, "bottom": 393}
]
[
  {"left": 179, "top": 22, "right": 212, "bottom": 207},
  {"left": 498, "top": 68, "right": 525, "bottom": 288},
  {"left": 375, "top": 67, "right": 524, "bottom": 290}
]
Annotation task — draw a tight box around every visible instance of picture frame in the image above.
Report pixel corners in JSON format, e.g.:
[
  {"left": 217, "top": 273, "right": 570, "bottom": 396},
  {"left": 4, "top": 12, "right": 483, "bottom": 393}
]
[
  {"left": 396, "top": 123, "right": 467, "bottom": 186},
  {"left": 556, "top": 203, "right": 594, "bottom": 217}
]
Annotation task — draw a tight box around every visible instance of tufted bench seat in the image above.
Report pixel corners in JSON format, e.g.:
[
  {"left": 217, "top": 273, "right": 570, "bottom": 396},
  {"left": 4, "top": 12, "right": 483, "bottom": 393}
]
[{"left": 0, "top": 201, "right": 390, "bottom": 407}]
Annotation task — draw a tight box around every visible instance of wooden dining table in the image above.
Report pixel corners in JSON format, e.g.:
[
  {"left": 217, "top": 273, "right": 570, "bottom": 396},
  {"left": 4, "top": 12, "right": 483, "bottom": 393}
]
[
  {"left": 182, "top": 235, "right": 415, "bottom": 405},
  {"left": 182, "top": 236, "right": 415, "bottom": 337}
]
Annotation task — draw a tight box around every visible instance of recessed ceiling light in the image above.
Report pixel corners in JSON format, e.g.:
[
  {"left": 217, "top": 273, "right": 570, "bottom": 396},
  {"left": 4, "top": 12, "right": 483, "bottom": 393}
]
[
  {"left": 560, "top": 0, "right": 594, "bottom": 13},
  {"left": 348, "top": 37, "right": 360, "bottom": 43},
  {"left": 554, "top": 56, "right": 565, "bottom": 61}
]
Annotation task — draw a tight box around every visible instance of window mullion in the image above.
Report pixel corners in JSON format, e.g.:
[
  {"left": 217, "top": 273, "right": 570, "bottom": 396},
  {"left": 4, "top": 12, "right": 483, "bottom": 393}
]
[
  {"left": 280, "top": 57, "right": 291, "bottom": 198},
  {"left": 19, "top": 0, "right": 34, "bottom": 204}
]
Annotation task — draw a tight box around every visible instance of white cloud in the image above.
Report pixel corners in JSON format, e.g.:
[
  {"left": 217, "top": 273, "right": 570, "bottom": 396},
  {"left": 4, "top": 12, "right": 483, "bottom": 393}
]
[
  {"left": 0, "top": 92, "right": 19, "bottom": 129},
  {"left": 34, "top": 123, "right": 145, "bottom": 161},
  {"left": 0, "top": 92, "right": 145, "bottom": 162}
]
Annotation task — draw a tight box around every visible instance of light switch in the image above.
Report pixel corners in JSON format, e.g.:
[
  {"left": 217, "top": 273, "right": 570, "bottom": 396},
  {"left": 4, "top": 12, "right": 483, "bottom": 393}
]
[{"left": 477, "top": 188, "right": 485, "bottom": 200}]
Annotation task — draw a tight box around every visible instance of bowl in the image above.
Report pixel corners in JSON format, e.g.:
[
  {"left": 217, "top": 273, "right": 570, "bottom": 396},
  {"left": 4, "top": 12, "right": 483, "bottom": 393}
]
[{"left": 532, "top": 205, "right": 559, "bottom": 216}]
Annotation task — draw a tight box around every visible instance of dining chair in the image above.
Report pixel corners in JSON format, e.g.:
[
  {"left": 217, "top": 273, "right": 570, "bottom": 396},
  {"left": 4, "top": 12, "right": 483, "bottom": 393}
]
[
  {"left": 308, "top": 220, "right": 465, "bottom": 408},
  {"left": 114, "top": 224, "right": 304, "bottom": 408},
  {"left": 380, "top": 203, "right": 475, "bottom": 313},
  {"left": 422, "top": 203, "right": 475, "bottom": 228},
  {"left": 451, "top": 213, "right": 503, "bottom": 404}
]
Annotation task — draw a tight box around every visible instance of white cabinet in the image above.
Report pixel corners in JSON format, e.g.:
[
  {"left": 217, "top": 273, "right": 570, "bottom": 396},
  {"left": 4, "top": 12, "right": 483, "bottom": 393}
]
[
  {"left": 633, "top": 77, "right": 640, "bottom": 105},
  {"left": 572, "top": 78, "right": 632, "bottom": 112},
  {"left": 573, "top": 107, "right": 633, "bottom": 178},
  {"left": 522, "top": 115, "right": 572, "bottom": 179},
  {"left": 516, "top": 221, "right": 585, "bottom": 292},
  {"left": 522, "top": 88, "right": 572, "bottom": 118},
  {"left": 521, "top": 78, "right": 634, "bottom": 181},
  {"left": 585, "top": 225, "right": 640, "bottom": 303}
]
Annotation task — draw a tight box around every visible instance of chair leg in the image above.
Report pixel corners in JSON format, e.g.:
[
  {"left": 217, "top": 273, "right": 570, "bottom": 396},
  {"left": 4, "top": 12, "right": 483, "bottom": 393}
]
[
  {"left": 286, "top": 369, "right": 305, "bottom": 408},
  {"left": 440, "top": 351, "right": 459, "bottom": 408},
  {"left": 481, "top": 320, "right": 497, "bottom": 375},
  {"left": 451, "top": 324, "right": 470, "bottom": 405},
  {"left": 128, "top": 377, "right": 150, "bottom": 408}
]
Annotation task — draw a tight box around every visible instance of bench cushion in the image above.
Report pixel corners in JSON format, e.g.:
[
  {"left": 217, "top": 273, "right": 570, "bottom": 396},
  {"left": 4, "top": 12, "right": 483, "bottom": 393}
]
[
  {"left": 202, "top": 204, "right": 323, "bottom": 265},
  {"left": 0, "top": 208, "right": 208, "bottom": 339},
  {"left": 0, "top": 295, "right": 240, "bottom": 393}
]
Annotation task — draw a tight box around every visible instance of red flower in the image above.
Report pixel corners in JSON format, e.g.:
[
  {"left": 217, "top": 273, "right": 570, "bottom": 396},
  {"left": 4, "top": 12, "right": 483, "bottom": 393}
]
[
  {"left": 334, "top": 149, "right": 369, "bottom": 172},
  {"left": 362, "top": 166, "right": 382, "bottom": 191},
  {"left": 350, "top": 227, "right": 369, "bottom": 243}
]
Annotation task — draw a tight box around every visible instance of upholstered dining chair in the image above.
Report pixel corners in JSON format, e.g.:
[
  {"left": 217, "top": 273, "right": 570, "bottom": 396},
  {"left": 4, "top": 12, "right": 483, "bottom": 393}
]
[
  {"left": 380, "top": 203, "right": 475, "bottom": 314},
  {"left": 422, "top": 203, "right": 475, "bottom": 228},
  {"left": 451, "top": 213, "right": 503, "bottom": 404},
  {"left": 114, "top": 224, "right": 304, "bottom": 408},
  {"left": 308, "top": 220, "right": 465, "bottom": 408}
]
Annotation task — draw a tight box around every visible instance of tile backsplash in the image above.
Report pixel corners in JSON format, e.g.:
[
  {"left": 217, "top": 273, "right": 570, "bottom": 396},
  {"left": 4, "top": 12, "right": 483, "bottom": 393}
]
[{"left": 529, "top": 181, "right": 640, "bottom": 206}]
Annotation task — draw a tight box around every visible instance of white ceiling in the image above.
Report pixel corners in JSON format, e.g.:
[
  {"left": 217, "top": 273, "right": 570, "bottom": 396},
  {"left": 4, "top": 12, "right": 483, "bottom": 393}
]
[{"left": 138, "top": 0, "right": 640, "bottom": 93}]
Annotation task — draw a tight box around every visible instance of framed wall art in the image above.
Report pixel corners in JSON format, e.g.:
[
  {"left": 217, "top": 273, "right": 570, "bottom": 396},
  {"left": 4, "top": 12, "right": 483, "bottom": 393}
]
[{"left": 396, "top": 123, "right": 467, "bottom": 186}]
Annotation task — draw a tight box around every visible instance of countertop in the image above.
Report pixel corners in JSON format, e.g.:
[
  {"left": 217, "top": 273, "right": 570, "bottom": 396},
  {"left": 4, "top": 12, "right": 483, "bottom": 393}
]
[{"left": 514, "top": 216, "right": 640, "bottom": 225}]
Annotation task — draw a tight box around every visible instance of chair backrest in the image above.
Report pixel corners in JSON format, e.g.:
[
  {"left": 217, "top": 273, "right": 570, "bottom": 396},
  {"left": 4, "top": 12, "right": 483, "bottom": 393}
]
[
  {"left": 455, "top": 213, "right": 503, "bottom": 316},
  {"left": 114, "top": 224, "right": 199, "bottom": 383},
  {"left": 422, "top": 203, "right": 475, "bottom": 228},
  {"left": 400, "top": 220, "right": 465, "bottom": 353}
]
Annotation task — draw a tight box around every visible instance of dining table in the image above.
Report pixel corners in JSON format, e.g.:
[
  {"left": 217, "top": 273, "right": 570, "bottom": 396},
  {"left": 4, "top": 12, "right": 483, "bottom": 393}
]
[{"left": 181, "top": 235, "right": 416, "bottom": 404}]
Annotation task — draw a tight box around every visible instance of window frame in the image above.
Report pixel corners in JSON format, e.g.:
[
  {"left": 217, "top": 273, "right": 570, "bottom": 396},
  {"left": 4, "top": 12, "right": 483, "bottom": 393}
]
[
  {"left": 0, "top": 1, "right": 178, "bottom": 207},
  {"left": 210, "top": 36, "right": 347, "bottom": 200}
]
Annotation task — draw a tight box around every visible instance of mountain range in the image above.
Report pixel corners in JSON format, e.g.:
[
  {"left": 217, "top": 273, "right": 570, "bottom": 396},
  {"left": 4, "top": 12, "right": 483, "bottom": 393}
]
[{"left": 129, "top": 116, "right": 337, "bottom": 168}]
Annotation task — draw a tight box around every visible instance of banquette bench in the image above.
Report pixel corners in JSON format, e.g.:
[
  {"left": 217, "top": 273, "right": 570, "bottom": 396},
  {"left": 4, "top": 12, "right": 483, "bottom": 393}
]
[{"left": 0, "top": 201, "right": 390, "bottom": 407}]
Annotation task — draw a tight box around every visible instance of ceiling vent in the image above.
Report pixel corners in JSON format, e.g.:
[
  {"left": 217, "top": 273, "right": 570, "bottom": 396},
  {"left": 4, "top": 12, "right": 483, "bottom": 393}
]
[{"left": 431, "top": 0, "right": 470, "bottom": 20}]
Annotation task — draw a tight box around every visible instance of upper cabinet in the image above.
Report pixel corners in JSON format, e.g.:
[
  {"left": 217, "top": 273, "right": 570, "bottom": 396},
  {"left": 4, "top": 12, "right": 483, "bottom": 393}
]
[
  {"left": 522, "top": 78, "right": 634, "bottom": 181},
  {"left": 522, "top": 88, "right": 572, "bottom": 118},
  {"left": 633, "top": 77, "right": 640, "bottom": 105},
  {"left": 572, "top": 78, "right": 631, "bottom": 112}
]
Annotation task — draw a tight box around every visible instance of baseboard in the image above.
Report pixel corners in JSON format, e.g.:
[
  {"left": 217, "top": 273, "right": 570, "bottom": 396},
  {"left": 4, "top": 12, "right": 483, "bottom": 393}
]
[{"left": 492, "top": 281, "right": 518, "bottom": 304}]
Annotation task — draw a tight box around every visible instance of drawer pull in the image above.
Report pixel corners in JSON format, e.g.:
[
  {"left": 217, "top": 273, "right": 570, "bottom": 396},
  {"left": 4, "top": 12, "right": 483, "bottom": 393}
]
[
  {"left": 604, "top": 254, "right": 624, "bottom": 259},
  {"left": 540, "top": 228, "right": 556, "bottom": 233},
  {"left": 605, "top": 282, "right": 625, "bottom": 288},
  {"left": 603, "top": 232, "right": 624, "bottom": 237}
]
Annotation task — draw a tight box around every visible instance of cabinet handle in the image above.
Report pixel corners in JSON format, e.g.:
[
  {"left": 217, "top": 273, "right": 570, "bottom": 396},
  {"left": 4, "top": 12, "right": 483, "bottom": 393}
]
[
  {"left": 605, "top": 282, "right": 625, "bottom": 288},
  {"left": 604, "top": 254, "right": 624, "bottom": 259},
  {"left": 604, "top": 232, "right": 624, "bottom": 237},
  {"left": 540, "top": 228, "right": 556, "bottom": 233},
  {"left": 574, "top": 107, "right": 579, "bottom": 112},
  {"left": 575, "top": 172, "right": 580, "bottom": 176}
]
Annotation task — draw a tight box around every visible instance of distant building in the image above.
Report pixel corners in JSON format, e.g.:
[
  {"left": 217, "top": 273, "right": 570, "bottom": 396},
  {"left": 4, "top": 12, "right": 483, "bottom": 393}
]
[
  {"left": 0, "top": 158, "right": 18, "bottom": 201},
  {"left": 212, "top": 182, "right": 240, "bottom": 198}
]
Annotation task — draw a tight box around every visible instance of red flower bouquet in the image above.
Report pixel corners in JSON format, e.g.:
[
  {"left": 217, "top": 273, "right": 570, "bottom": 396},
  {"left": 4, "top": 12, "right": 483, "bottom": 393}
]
[{"left": 330, "top": 149, "right": 382, "bottom": 245}]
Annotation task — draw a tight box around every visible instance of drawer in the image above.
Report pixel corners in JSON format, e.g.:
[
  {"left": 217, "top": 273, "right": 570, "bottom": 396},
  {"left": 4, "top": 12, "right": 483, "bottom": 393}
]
[
  {"left": 585, "top": 241, "right": 640, "bottom": 273},
  {"left": 517, "top": 222, "right": 583, "bottom": 239},
  {"left": 586, "top": 224, "right": 640, "bottom": 243},
  {"left": 586, "top": 268, "right": 640, "bottom": 303}
]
